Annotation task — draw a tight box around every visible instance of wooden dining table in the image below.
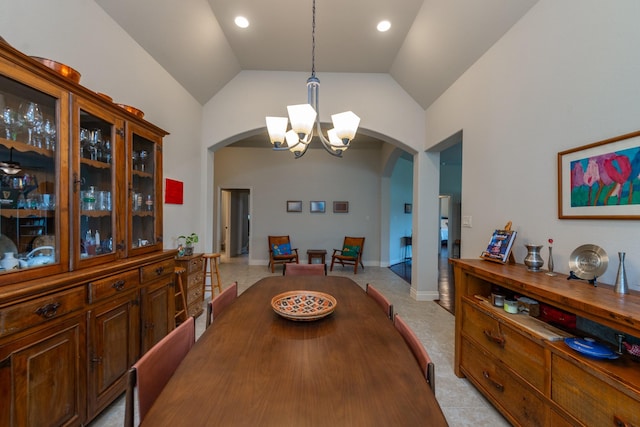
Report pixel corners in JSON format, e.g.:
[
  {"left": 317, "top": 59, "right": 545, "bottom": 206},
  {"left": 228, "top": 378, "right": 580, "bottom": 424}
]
[{"left": 141, "top": 276, "right": 448, "bottom": 426}]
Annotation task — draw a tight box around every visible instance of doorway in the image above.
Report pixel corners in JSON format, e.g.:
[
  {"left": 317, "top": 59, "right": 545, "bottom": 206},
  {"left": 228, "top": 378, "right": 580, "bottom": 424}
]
[{"left": 220, "top": 189, "right": 250, "bottom": 261}]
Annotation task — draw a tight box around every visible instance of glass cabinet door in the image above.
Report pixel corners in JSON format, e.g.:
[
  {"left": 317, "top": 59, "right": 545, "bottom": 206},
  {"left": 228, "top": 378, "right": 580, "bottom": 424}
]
[
  {"left": 72, "top": 96, "right": 123, "bottom": 267},
  {"left": 128, "top": 123, "right": 162, "bottom": 256},
  {"left": 0, "top": 65, "right": 69, "bottom": 283}
]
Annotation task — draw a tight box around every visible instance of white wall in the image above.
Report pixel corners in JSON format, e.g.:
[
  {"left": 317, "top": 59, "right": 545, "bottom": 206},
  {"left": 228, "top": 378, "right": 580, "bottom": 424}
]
[
  {"left": 0, "top": 0, "right": 205, "bottom": 250},
  {"left": 214, "top": 146, "right": 382, "bottom": 266},
  {"left": 426, "top": 0, "right": 640, "bottom": 288}
]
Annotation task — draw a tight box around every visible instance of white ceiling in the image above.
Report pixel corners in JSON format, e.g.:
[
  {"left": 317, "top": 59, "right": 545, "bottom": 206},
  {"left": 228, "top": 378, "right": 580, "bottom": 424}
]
[{"left": 94, "top": 0, "right": 538, "bottom": 109}]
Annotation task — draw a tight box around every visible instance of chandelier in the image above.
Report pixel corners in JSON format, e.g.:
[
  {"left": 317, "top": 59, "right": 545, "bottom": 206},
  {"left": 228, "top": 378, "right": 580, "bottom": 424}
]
[{"left": 265, "top": 0, "right": 360, "bottom": 158}]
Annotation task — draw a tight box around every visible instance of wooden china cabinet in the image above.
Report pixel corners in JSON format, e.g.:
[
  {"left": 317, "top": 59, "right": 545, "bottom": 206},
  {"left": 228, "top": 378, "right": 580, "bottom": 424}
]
[{"left": 0, "top": 42, "right": 176, "bottom": 426}]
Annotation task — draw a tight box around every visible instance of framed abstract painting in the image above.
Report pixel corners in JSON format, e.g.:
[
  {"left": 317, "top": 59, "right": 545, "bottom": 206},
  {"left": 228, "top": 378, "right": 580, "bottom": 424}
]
[{"left": 558, "top": 130, "right": 640, "bottom": 219}]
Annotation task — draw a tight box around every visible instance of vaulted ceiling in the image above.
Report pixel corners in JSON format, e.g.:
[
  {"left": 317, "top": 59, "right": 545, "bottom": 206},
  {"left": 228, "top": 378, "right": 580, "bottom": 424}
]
[{"left": 95, "top": 0, "right": 538, "bottom": 109}]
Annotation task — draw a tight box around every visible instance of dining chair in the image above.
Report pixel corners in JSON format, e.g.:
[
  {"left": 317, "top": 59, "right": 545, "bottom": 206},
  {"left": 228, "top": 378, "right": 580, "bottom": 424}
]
[
  {"left": 330, "top": 236, "right": 365, "bottom": 274},
  {"left": 365, "top": 283, "right": 393, "bottom": 319},
  {"left": 283, "top": 263, "right": 326, "bottom": 276},
  {"left": 268, "top": 235, "right": 299, "bottom": 272},
  {"left": 124, "top": 316, "right": 196, "bottom": 427},
  {"left": 206, "top": 281, "right": 238, "bottom": 328},
  {"left": 393, "top": 313, "right": 435, "bottom": 393}
]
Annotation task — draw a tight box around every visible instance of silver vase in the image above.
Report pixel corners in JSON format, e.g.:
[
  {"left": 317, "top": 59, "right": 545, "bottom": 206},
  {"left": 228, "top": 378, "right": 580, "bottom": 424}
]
[
  {"left": 614, "top": 252, "right": 628, "bottom": 294},
  {"left": 524, "top": 244, "right": 544, "bottom": 272}
]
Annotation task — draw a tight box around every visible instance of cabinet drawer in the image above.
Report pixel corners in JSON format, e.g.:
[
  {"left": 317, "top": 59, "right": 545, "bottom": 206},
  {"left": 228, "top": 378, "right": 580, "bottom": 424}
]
[
  {"left": 186, "top": 285, "right": 203, "bottom": 306},
  {"left": 552, "top": 354, "right": 640, "bottom": 427},
  {"left": 461, "top": 299, "right": 545, "bottom": 391},
  {"left": 87, "top": 270, "right": 140, "bottom": 304},
  {"left": 461, "top": 337, "right": 547, "bottom": 427},
  {"left": 187, "top": 271, "right": 204, "bottom": 288},
  {"left": 140, "top": 259, "right": 174, "bottom": 283},
  {"left": 187, "top": 301, "right": 203, "bottom": 318},
  {"left": 186, "top": 256, "right": 203, "bottom": 273},
  {"left": 1, "top": 287, "right": 86, "bottom": 337}
]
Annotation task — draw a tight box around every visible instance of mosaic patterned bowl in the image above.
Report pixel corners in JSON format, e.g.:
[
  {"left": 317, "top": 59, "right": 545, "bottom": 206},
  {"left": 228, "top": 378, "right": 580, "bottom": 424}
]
[{"left": 271, "top": 290, "right": 337, "bottom": 321}]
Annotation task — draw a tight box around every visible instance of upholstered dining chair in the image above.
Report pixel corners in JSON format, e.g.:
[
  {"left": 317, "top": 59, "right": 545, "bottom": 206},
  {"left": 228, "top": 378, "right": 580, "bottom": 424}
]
[
  {"left": 365, "top": 283, "right": 393, "bottom": 320},
  {"left": 330, "top": 236, "right": 365, "bottom": 274},
  {"left": 206, "top": 281, "right": 238, "bottom": 328},
  {"left": 283, "top": 263, "right": 326, "bottom": 276},
  {"left": 393, "top": 313, "right": 435, "bottom": 393},
  {"left": 268, "top": 235, "right": 299, "bottom": 273},
  {"left": 124, "top": 316, "right": 196, "bottom": 427}
]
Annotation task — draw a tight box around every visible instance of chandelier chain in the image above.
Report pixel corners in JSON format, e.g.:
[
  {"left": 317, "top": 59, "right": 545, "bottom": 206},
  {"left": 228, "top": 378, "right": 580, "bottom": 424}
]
[{"left": 311, "top": 0, "right": 316, "bottom": 77}]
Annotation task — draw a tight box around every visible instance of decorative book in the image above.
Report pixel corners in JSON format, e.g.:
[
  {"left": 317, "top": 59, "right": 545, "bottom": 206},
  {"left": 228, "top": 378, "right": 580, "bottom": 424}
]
[{"left": 481, "top": 229, "right": 517, "bottom": 264}]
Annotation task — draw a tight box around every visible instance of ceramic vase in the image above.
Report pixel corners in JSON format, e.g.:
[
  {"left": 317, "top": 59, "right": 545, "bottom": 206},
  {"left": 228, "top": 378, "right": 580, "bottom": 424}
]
[
  {"left": 524, "top": 244, "right": 544, "bottom": 272},
  {"left": 1, "top": 252, "right": 18, "bottom": 270},
  {"left": 614, "top": 252, "right": 628, "bottom": 294}
]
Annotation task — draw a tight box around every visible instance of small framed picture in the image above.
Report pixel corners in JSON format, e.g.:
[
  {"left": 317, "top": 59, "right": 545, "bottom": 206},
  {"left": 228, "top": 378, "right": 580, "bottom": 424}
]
[
  {"left": 287, "top": 200, "right": 302, "bottom": 212},
  {"left": 333, "top": 201, "right": 349, "bottom": 213},
  {"left": 310, "top": 201, "right": 326, "bottom": 213},
  {"left": 404, "top": 203, "right": 412, "bottom": 214}
]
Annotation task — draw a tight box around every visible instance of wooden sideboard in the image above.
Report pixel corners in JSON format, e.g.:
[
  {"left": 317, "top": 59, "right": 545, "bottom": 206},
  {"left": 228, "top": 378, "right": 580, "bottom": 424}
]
[
  {"left": 174, "top": 253, "right": 204, "bottom": 318},
  {"left": 452, "top": 259, "right": 640, "bottom": 427}
]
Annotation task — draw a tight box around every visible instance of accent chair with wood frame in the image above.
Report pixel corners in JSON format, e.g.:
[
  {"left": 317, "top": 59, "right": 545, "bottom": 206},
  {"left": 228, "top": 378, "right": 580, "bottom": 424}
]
[
  {"left": 330, "top": 236, "right": 365, "bottom": 274},
  {"left": 268, "top": 235, "right": 299, "bottom": 273}
]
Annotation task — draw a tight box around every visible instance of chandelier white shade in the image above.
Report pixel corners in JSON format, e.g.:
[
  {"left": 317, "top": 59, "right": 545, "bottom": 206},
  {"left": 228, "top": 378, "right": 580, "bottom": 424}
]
[{"left": 265, "top": 0, "right": 360, "bottom": 158}]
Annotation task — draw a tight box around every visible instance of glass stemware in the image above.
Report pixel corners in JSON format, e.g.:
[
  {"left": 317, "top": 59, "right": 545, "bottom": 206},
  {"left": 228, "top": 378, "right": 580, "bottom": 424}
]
[
  {"left": 80, "top": 128, "right": 91, "bottom": 158},
  {"left": 132, "top": 150, "right": 139, "bottom": 171},
  {"left": 19, "top": 102, "right": 43, "bottom": 145},
  {"left": 89, "top": 129, "right": 101, "bottom": 161},
  {"left": 138, "top": 150, "right": 148, "bottom": 172},
  {"left": 2, "top": 107, "right": 18, "bottom": 140},
  {"left": 43, "top": 118, "right": 56, "bottom": 150}
]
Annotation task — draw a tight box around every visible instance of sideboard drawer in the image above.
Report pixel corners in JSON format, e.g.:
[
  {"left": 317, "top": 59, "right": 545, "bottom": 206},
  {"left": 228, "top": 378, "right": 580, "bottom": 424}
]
[
  {"left": 87, "top": 269, "right": 140, "bottom": 304},
  {"left": 1, "top": 287, "right": 86, "bottom": 336},
  {"left": 552, "top": 354, "right": 640, "bottom": 427},
  {"left": 461, "top": 299, "right": 545, "bottom": 391},
  {"left": 140, "top": 259, "right": 174, "bottom": 283},
  {"left": 461, "top": 337, "right": 547, "bottom": 427}
]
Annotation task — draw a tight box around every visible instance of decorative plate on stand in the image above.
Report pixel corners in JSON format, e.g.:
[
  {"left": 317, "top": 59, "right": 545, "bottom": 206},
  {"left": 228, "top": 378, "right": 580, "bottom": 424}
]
[{"left": 568, "top": 244, "right": 608, "bottom": 280}]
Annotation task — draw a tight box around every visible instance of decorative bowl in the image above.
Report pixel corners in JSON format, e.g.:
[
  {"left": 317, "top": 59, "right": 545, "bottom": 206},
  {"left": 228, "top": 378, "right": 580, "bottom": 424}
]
[
  {"left": 271, "top": 290, "right": 337, "bottom": 321},
  {"left": 30, "top": 56, "right": 81, "bottom": 83},
  {"left": 116, "top": 104, "right": 144, "bottom": 118}
]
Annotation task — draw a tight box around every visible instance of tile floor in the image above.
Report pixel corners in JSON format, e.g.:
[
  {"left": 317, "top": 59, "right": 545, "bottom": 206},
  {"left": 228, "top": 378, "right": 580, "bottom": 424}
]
[{"left": 89, "top": 256, "right": 509, "bottom": 427}]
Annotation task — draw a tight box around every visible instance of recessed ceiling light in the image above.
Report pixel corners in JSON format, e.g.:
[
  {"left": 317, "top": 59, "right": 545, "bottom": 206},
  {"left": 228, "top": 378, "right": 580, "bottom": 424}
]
[
  {"left": 235, "top": 16, "right": 249, "bottom": 28},
  {"left": 377, "top": 20, "right": 391, "bottom": 32}
]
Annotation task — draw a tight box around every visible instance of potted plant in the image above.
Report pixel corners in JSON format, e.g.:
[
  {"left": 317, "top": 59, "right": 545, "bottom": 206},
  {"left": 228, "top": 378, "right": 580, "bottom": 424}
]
[{"left": 178, "top": 233, "right": 198, "bottom": 256}]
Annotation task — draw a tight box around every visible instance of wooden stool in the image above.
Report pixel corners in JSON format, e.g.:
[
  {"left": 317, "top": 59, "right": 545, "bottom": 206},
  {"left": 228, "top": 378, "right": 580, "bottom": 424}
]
[
  {"left": 202, "top": 253, "right": 222, "bottom": 296},
  {"left": 174, "top": 267, "right": 188, "bottom": 326}
]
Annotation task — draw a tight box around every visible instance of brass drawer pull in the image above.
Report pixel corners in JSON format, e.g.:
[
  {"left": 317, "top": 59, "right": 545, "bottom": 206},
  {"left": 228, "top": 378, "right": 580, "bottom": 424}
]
[
  {"left": 482, "top": 370, "right": 504, "bottom": 392},
  {"left": 35, "top": 302, "right": 61, "bottom": 319},
  {"left": 111, "top": 280, "right": 126, "bottom": 291},
  {"left": 483, "top": 329, "right": 505, "bottom": 347}
]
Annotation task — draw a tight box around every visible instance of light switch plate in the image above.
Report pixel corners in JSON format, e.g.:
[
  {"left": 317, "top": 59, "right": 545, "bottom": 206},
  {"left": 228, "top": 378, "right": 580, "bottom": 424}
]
[{"left": 462, "top": 216, "right": 472, "bottom": 228}]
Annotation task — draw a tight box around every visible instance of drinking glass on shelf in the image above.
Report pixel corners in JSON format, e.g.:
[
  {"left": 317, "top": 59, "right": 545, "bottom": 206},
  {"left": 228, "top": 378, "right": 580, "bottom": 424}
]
[
  {"left": 2, "top": 107, "right": 19, "bottom": 140},
  {"left": 89, "top": 129, "right": 102, "bottom": 161},
  {"left": 19, "top": 102, "right": 43, "bottom": 145},
  {"left": 80, "top": 128, "right": 91, "bottom": 158},
  {"left": 43, "top": 118, "right": 56, "bottom": 150},
  {"left": 132, "top": 150, "right": 139, "bottom": 171},
  {"left": 138, "top": 150, "right": 148, "bottom": 172}
]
